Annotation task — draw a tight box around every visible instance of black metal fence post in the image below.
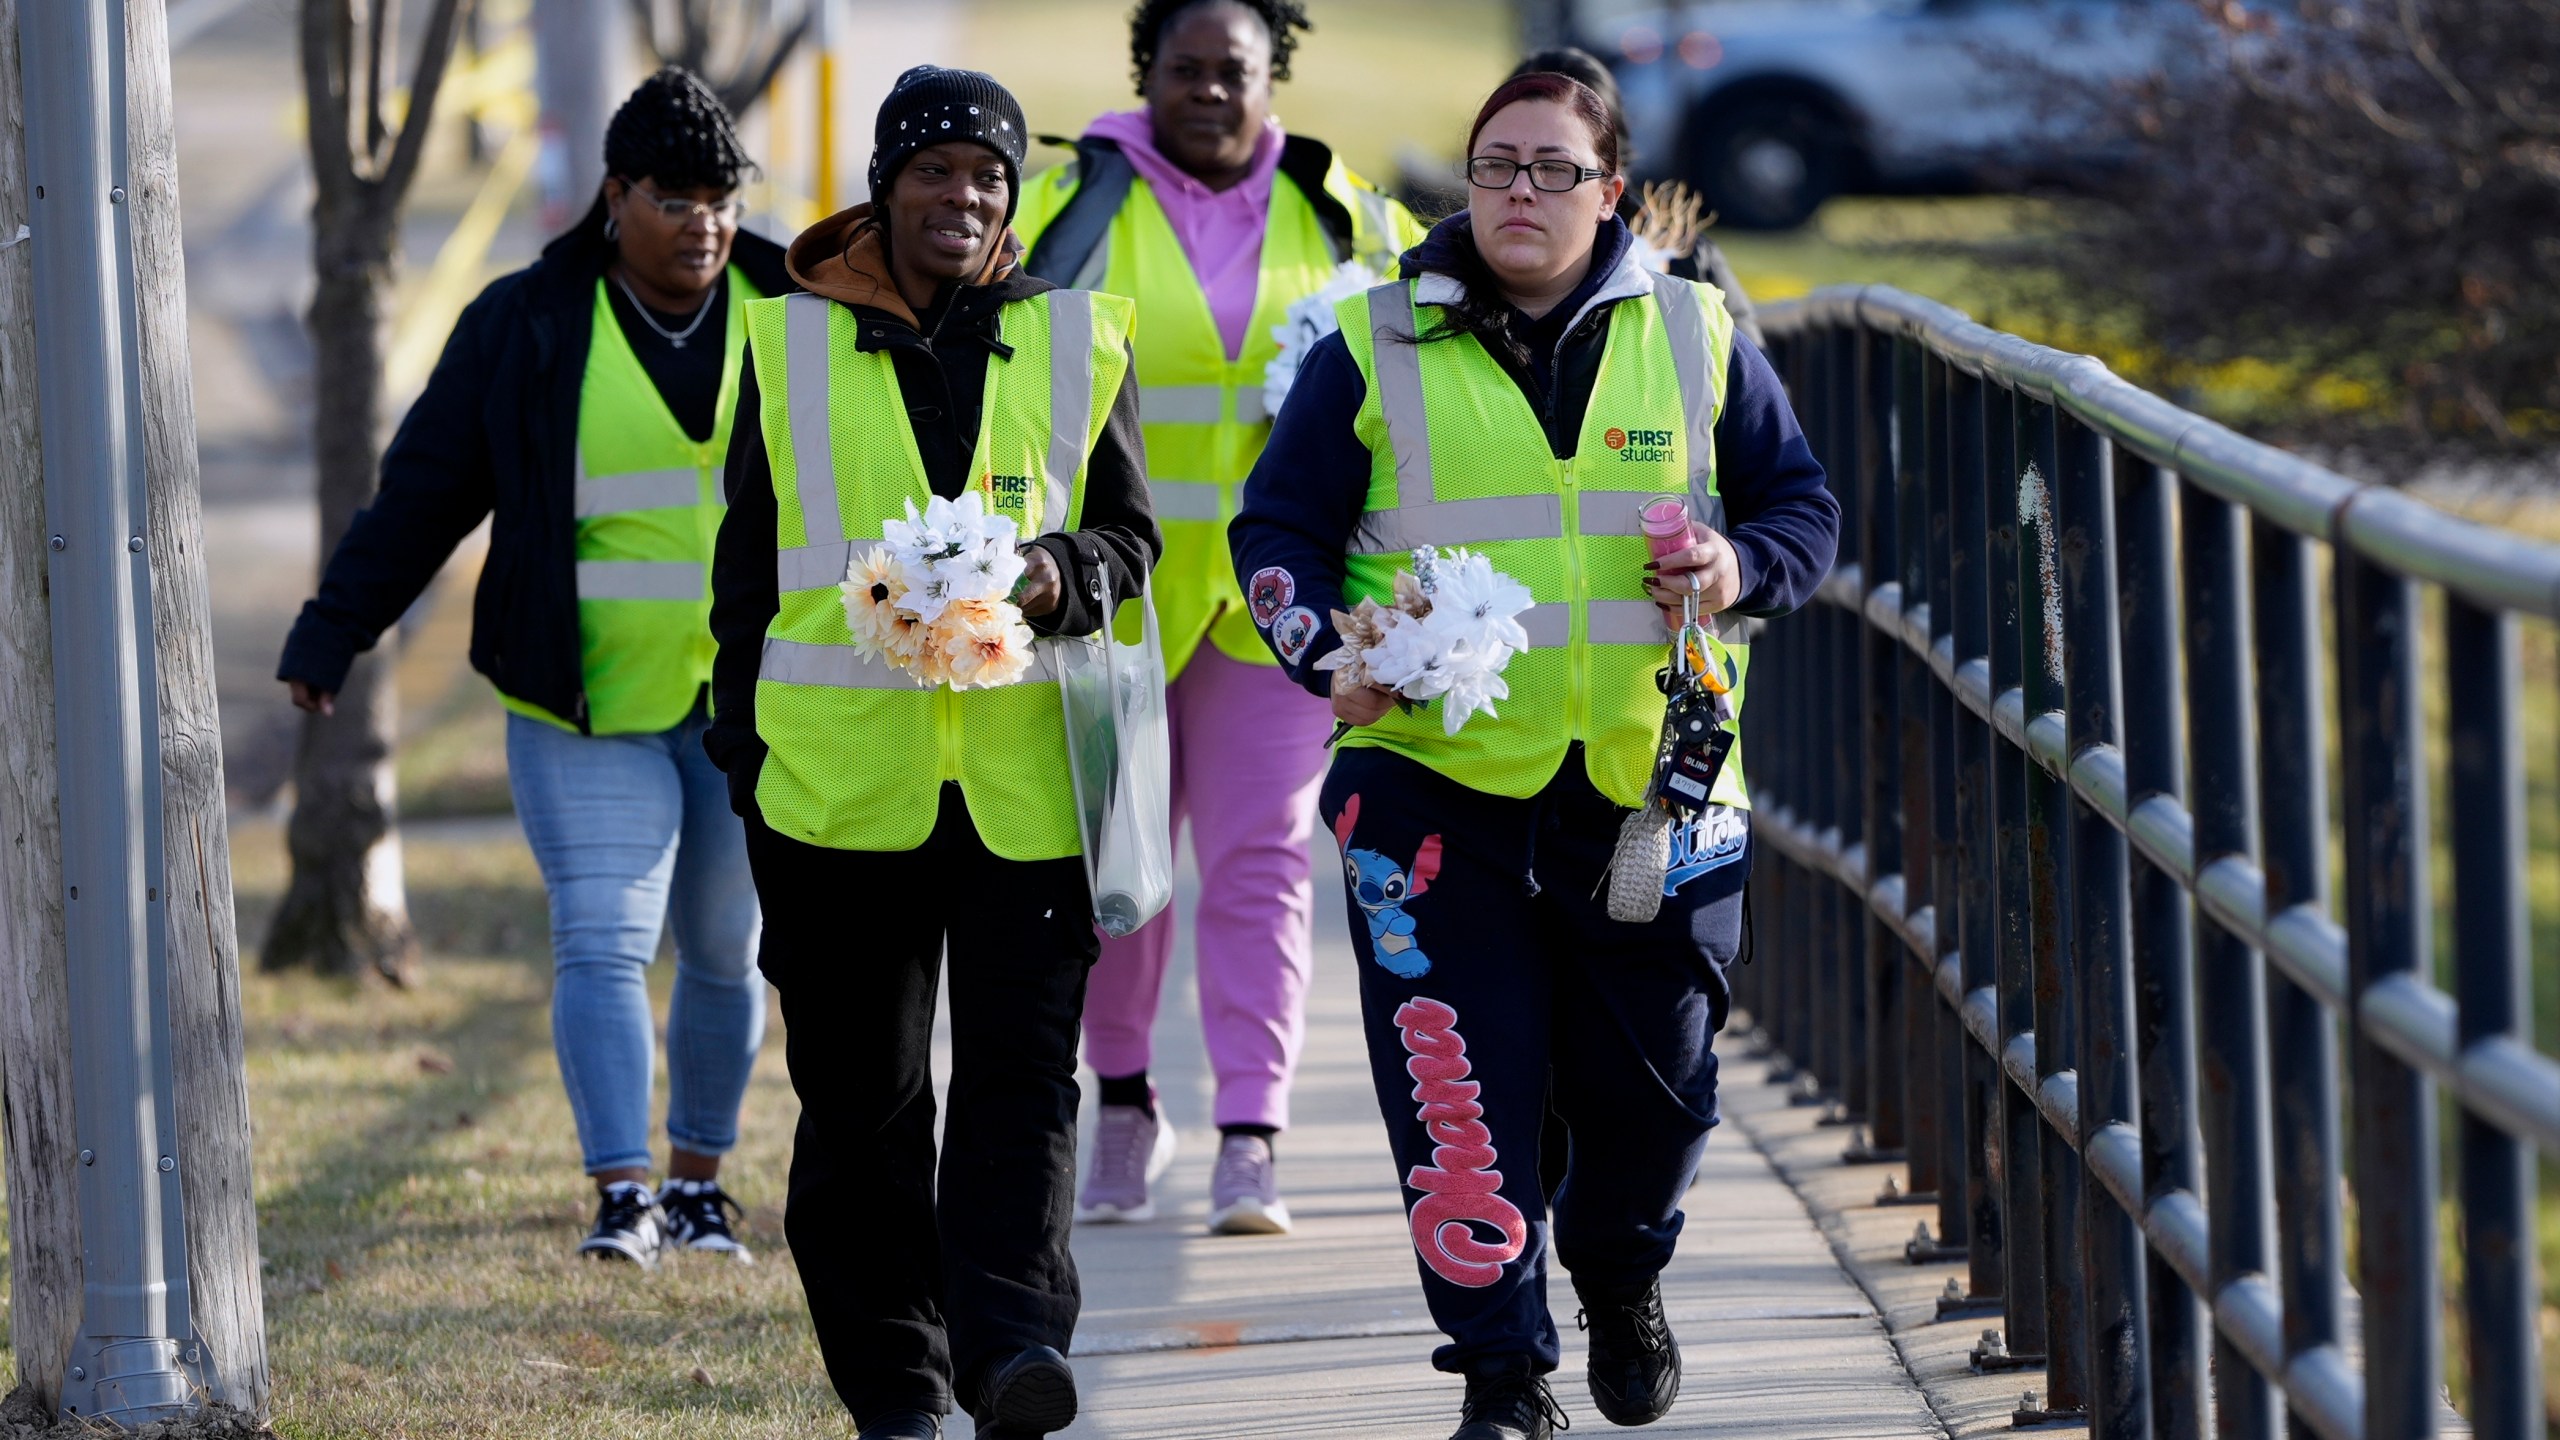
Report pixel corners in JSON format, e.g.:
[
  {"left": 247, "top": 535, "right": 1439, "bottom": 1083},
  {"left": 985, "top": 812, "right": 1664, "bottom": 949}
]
[
  {"left": 1985, "top": 379, "right": 2052, "bottom": 1374},
  {"left": 1893, "top": 336, "right": 1941, "bottom": 1196},
  {"left": 1947, "top": 365, "right": 2006, "bottom": 1308},
  {"left": 2179, "top": 478, "right": 2281, "bottom": 1440},
  {"left": 2443, "top": 596, "right": 2543, "bottom": 1440},
  {"left": 2249, "top": 518, "right": 2351, "bottom": 1440},
  {"left": 2022, "top": 396, "right": 2094, "bottom": 1422},
  {"left": 2334, "top": 552, "right": 2442, "bottom": 1440},
  {"left": 2114, "top": 444, "right": 2205, "bottom": 1440},
  {"left": 1859, "top": 332, "right": 1903, "bottom": 1153}
]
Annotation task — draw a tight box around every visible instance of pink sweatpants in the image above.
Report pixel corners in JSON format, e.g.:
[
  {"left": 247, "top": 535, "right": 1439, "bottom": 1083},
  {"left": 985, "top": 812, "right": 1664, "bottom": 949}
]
[{"left": 1081, "top": 646, "right": 1334, "bottom": 1130}]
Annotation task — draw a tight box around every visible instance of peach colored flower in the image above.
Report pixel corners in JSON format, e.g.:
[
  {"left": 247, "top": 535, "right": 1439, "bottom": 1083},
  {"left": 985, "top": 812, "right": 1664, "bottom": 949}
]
[
  {"left": 939, "top": 602, "right": 1038, "bottom": 689},
  {"left": 841, "top": 546, "right": 908, "bottom": 656}
]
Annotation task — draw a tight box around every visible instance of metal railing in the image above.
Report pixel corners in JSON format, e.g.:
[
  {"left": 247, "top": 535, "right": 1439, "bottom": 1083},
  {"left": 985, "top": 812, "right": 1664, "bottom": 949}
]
[{"left": 1743, "top": 285, "right": 2558, "bottom": 1440}]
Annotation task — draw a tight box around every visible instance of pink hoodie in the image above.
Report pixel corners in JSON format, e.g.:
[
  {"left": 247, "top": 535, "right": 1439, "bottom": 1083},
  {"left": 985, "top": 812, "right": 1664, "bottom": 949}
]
[{"left": 1083, "top": 109, "right": 1286, "bottom": 361}]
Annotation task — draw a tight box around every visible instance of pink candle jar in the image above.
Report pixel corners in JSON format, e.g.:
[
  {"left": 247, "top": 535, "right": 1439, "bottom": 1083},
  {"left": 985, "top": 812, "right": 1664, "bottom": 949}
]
[{"left": 1639, "top": 495, "right": 1693, "bottom": 561}]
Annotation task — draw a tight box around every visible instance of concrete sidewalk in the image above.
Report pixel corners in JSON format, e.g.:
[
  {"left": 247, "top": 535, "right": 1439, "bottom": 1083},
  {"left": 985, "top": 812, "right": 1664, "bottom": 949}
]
[{"left": 1002, "top": 858, "right": 1944, "bottom": 1440}]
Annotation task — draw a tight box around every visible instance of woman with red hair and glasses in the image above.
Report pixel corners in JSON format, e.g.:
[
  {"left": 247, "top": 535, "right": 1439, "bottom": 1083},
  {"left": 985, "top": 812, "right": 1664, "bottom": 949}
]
[{"left": 1229, "top": 72, "right": 1837, "bottom": 1439}]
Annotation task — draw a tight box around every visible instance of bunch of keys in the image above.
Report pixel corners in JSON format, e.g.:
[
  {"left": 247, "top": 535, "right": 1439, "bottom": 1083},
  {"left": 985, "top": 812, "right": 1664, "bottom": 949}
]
[
  {"left": 1607, "top": 588, "right": 1735, "bottom": 923},
  {"left": 1652, "top": 589, "right": 1735, "bottom": 817}
]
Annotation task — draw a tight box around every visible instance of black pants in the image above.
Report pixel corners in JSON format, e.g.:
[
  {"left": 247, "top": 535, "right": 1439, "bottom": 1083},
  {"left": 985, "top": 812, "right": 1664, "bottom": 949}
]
[
  {"left": 744, "top": 784, "right": 1098, "bottom": 1424},
  {"left": 1321, "top": 746, "right": 1747, "bottom": 1376}
]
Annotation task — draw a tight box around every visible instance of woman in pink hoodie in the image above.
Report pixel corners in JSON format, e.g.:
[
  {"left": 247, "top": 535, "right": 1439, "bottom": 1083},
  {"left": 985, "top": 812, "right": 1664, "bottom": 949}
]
[{"left": 1014, "top": 0, "right": 1425, "bottom": 1234}]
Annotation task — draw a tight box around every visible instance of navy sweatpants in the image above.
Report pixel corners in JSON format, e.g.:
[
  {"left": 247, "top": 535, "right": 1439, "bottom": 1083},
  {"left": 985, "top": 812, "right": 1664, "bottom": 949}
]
[{"left": 1320, "top": 746, "right": 1749, "bottom": 1376}]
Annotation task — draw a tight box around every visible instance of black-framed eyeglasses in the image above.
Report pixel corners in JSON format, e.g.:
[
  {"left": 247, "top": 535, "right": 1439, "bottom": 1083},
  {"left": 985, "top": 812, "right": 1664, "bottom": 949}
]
[
  {"left": 622, "top": 179, "right": 746, "bottom": 228},
  {"left": 1466, "top": 156, "right": 1608, "bottom": 193}
]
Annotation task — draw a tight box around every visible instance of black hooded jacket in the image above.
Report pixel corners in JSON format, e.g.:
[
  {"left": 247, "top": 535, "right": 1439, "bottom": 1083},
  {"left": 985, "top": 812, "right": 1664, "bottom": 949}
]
[{"left": 274, "top": 209, "right": 796, "bottom": 729}]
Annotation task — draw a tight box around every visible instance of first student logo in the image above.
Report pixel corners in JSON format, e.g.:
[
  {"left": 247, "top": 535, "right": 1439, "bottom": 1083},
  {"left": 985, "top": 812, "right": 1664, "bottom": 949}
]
[{"left": 1604, "top": 425, "right": 1675, "bottom": 463}]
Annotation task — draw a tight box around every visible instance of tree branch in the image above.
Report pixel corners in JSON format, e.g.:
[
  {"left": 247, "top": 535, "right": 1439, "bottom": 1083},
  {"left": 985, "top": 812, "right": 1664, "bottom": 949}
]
[
  {"left": 718, "top": 8, "right": 810, "bottom": 121},
  {"left": 376, "top": 0, "right": 472, "bottom": 207},
  {"left": 364, "top": 0, "right": 395, "bottom": 170},
  {"left": 301, "top": 0, "right": 356, "bottom": 191}
]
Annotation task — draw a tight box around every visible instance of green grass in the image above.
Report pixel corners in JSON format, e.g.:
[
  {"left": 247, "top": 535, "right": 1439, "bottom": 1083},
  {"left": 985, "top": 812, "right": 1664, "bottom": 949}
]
[{"left": 182, "top": 819, "right": 828, "bottom": 1439}]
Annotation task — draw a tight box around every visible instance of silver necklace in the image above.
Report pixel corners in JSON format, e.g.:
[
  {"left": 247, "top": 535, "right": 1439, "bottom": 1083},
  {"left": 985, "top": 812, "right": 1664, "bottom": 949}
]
[{"left": 615, "top": 271, "right": 719, "bottom": 349}]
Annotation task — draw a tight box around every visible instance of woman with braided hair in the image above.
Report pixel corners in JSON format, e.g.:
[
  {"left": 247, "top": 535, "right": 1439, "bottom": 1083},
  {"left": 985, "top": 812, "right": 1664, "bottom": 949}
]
[
  {"left": 1014, "top": 0, "right": 1426, "bottom": 1237},
  {"left": 279, "top": 67, "right": 790, "bottom": 1268}
]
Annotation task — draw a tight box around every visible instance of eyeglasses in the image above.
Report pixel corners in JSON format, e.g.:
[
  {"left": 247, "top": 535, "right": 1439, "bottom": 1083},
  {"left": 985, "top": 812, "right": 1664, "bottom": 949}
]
[
  {"left": 1466, "top": 156, "right": 1609, "bottom": 193},
  {"left": 622, "top": 180, "right": 746, "bottom": 228}
]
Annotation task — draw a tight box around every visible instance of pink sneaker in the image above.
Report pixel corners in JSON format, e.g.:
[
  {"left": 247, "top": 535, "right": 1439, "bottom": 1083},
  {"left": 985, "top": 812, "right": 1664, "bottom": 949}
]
[
  {"left": 1077, "top": 1096, "right": 1176, "bottom": 1223},
  {"left": 1207, "top": 1134, "right": 1292, "bottom": 1236}
]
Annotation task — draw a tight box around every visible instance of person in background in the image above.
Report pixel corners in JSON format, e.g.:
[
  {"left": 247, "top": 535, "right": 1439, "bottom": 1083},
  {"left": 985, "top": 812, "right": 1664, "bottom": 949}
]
[
  {"left": 1013, "top": 0, "right": 1426, "bottom": 1235},
  {"left": 1511, "top": 46, "right": 1763, "bottom": 348},
  {"left": 277, "top": 68, "right": 784, "bottom": 1269},
  {"left": 1229, "top": 72, "right": 1837, "bottom": 1440},
  {"left": 705, "top": 67, "right": 1159, "bottom": 1440}
]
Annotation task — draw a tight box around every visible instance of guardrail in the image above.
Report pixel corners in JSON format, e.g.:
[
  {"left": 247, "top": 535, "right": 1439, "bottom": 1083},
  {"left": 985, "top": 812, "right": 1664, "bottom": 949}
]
[{"left": 1743, "top": 284, "right": 2556, "bottom": 1440}]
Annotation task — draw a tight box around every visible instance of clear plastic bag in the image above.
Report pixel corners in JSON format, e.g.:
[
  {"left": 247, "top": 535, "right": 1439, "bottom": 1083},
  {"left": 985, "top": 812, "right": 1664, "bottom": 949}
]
[{"left": 1048, "top": 562, "right": 1174, "bottom": 937}]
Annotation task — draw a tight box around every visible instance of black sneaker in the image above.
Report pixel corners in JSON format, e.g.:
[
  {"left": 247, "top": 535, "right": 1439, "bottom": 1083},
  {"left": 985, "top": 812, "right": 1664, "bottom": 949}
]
[
  {"left": 657, "top": 1178, "right": 753, "bottom": 1263},
  {"left": 972, "top": 1345, "right": 1078, "bottom": 1438},
  {"left": 1577, "top": 1276, "right": 1680, "bottom": 1425},
  {"left": 577, "top": 1180, "right": 664, "bottom": 1268},
  {"left": 1453, "top": 1361, "right": 1569, "bottom": 1439}
]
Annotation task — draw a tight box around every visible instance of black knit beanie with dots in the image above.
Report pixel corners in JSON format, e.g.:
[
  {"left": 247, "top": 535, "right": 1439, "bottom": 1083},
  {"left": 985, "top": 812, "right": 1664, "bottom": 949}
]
[{"left": 867, "top": 66, "right": 1030, "bottom": 217}]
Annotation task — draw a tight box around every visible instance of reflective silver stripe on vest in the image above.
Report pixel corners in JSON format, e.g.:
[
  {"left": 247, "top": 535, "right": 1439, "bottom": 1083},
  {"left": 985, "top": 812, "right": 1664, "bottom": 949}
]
[
  {"left": 1516, "top": 602, "right": 1674, "bottom": 651},
  {"left": 1141, "top": 385, "right": 1224, "bottom": 424},
  {"left": 761, "top": 635, "right": 1064, "bottom": 688},
  {"left": 576, "top": 465, "right": 700, "bottom": 518},
  {"left": 1150, "top": 480, "right": 1225, "bottom": 523},
  {"left": 1578, "top": 491, "right": 1728, "bottom": 537},
  {"left": 1350, "top": 494, "right": 1561, "bottom": 556},
  {"left": 778, "top": 541, "right": 852, "bottom": 592},
  {"left": 785, "top": 295, "right": 844, "bottom": 549},
  {"left": 577, "top": 560, "right": 704, "bottom": 601},
  {"left": 1649, "top": 273, "right": 1720, "bottom": 523},
  {"left": 1352, "top": 186, "right": 1398, "bottom": 270},
  {"left": 1142, "top": 384, "right": 1269, "bottom": 428},
  {"left": 1368, "top": 281, "right": 1436, "bottom": 509},
  {"left": 1044, "top": 290, "right": 1094, "bottom": 530}
]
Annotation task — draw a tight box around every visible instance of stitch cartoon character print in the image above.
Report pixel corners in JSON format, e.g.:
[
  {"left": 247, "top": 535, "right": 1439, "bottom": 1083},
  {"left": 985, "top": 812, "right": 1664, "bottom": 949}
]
[{"left": 1332, "top": 795, "right": 1442, "bottom": 979}]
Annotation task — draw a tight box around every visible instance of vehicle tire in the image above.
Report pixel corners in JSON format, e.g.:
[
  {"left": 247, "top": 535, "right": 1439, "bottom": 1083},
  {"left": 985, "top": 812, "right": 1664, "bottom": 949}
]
[
  {"left": 1607, "top": 805, "right": 1672, "bottom": 924},
  {"left": 1689, "top": 94, "right": 1849, "bottom": 231}
]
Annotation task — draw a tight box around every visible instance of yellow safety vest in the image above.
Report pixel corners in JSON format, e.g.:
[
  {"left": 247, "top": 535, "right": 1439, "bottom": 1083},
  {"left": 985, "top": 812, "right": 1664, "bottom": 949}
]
[
  {"left": 1335, "top": 273, "right": 1751, "bottom": 809},
  {"left": 1015, "top": 155, "right": 1422, "bottom": 678},
  {"left": 506, "top": 270, "right": 759, "bottom": 734},
  {"left": 745, "top": 287, "right": 1134, "bottom": 858}
]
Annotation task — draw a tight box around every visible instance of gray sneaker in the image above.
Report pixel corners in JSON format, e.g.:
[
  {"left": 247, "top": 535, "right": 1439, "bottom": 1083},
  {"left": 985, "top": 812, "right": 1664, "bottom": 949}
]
[
  {"left": 1206, "top": 1133, "right": 1292, "bottom": 1235},
  {"left": 1077, "top": 1095, "right": 1176, "bottom": 1223}
]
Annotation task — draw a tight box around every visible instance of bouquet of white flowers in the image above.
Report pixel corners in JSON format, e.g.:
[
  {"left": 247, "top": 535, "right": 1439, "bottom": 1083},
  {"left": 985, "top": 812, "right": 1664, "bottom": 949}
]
[
  {"left": 1262, "top": 260, "right": 1384, "bottom": 420},
  {"left": 840, "top": 492, "right": 1040, "bottom": 689},
  {"left": 1315, "top": 547, "right": 1534, "bottom": 743}
]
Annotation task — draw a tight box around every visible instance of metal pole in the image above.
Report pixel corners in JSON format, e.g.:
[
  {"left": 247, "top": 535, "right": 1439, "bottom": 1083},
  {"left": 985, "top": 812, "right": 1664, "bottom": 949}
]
[
  {"left": 534, "top": 0, "right": 619, "bottom": 231},
  {"left": 813, "top": 0, "right": 839, "bottom": 214},
  {"left": 15, "top": 0, "right": 208, "bottom": 1421}
]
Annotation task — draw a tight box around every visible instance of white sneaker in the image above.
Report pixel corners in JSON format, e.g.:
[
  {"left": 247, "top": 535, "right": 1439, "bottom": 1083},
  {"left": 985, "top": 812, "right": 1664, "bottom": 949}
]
[
  {"left": 1206, "top": 1133, "right": 1293, "bottom": 1236},
  {"left": 1077, "top": 1093, "right": 1177, "bottom": 1223}
]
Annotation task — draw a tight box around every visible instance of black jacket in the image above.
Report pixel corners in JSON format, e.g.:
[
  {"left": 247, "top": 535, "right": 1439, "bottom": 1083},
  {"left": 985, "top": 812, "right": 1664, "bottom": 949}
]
[
  {"left": 702, "top": 268, "right": 1161, "bottom": 813},
  {"left": 274, "top": 210, "right": 796, "bottom": 728}
]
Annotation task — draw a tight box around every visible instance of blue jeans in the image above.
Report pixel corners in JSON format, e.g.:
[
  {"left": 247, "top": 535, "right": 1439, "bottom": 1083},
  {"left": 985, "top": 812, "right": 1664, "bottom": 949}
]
[{"left": 507, "top": 703, "right": 766, "bottom": 1174}]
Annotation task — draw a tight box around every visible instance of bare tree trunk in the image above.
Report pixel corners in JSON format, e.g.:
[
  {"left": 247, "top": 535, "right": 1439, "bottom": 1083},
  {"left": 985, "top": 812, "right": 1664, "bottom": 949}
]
[
  {"left": 267, "top": 0, "right": 470, "bottom": 983},
  {"left": 265, "top": 198, "right": 416, "bottom": 983},
  {"left": 0, "top": 0, "right": 268, "bottom": 1413}
]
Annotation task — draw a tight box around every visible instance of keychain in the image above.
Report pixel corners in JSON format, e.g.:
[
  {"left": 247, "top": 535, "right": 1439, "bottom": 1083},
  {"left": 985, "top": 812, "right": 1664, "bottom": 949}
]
[{"left": 1606, "top": 589, "right": 1734, "bottom": 923}]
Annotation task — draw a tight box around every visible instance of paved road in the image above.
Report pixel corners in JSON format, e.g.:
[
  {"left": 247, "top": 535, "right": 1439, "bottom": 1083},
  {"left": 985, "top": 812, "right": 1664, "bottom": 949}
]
[{"left": 963, "top": 853, "right": 1945, "bottom": 1439}]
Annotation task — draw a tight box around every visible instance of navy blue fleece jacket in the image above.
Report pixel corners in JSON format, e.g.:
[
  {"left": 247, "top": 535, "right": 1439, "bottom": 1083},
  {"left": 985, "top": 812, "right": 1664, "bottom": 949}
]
[{"left": 1229, "top": 213, "right": 1839, "bottom": 697}]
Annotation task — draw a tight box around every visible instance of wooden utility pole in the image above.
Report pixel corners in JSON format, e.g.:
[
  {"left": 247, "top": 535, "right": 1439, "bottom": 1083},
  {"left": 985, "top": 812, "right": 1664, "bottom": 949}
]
[
  {"left": 263, "top": 0, "right": 471, "bottom": 983},
  {"left": 0, "top": 0, "right": 267, "bottom": 1419}
]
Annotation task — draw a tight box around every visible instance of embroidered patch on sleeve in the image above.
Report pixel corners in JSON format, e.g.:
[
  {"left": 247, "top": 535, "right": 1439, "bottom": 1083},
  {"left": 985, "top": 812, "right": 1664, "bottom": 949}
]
[
  {"left": 1248, "top": 567, "right": 1297, "bottom": 627},
  {"left": 1271, "top": 605, "right": 1320, "bottom": 664}
]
